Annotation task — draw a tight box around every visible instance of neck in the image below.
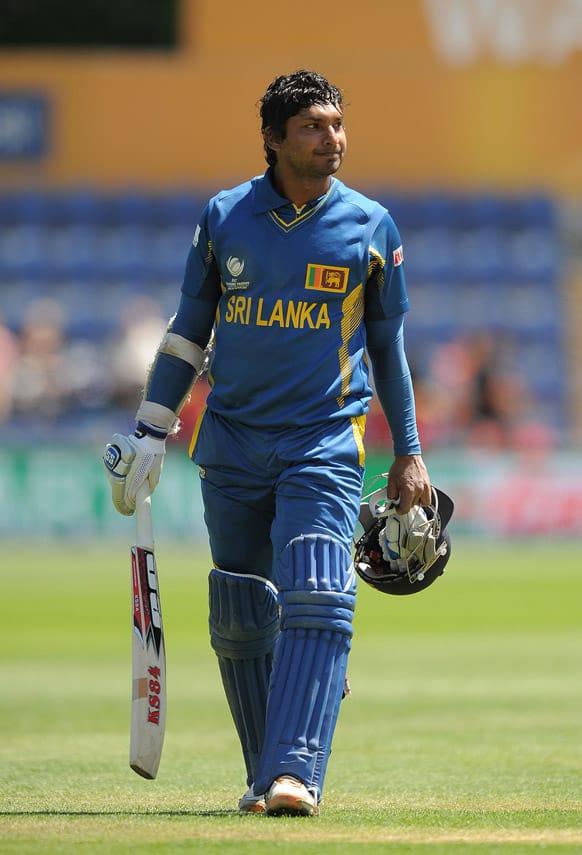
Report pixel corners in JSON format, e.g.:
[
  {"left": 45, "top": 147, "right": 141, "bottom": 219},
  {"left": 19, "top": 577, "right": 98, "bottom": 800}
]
[{"left": 271, "top": 167, "right": 332, "bottom": 207}]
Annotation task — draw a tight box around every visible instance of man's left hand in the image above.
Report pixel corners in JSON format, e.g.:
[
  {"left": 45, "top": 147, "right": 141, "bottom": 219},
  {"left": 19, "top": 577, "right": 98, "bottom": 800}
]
[{"left": 386, "top": 454, "right": 431, "bottom": 514}]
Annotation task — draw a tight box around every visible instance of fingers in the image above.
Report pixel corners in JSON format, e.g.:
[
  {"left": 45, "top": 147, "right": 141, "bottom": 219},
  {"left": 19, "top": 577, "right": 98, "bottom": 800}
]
[
  {"left": 392, "top": 485, "right": 416, "bottom": 515},
  {"left": 420, "top": 482, "right": 432, "bottom": 507},
  {"left": 127, "top": 453, "right": 164, "bottom": 504},
  {"left": 386, "top": 454, "right": 431, "bottom": 515},
  {"left": 126, "top": 455, "right": 152, "bottom": 504},
  {"left": 103, "top": 436, "right": 137, "bottom": 515},
  {"left": 103, "top": 433, "right": 166, "bottom": 517}
]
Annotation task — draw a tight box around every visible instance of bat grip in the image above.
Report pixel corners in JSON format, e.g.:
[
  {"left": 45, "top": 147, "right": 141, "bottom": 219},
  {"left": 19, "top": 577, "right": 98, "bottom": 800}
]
[{"left": 135, "top": 482, "right": 154, "bottom": 550}]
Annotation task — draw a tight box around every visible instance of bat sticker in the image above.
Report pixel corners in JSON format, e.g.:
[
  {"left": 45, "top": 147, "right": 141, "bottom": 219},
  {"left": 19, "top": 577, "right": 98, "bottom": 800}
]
[{"left": 131, "top": 547, "right": 163, "bottom": 658}]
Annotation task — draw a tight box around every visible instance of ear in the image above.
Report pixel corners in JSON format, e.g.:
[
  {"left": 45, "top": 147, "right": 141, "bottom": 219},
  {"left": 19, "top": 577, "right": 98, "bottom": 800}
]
[{"left": 263, "top": 126, "right": 282, "bottom": 153}]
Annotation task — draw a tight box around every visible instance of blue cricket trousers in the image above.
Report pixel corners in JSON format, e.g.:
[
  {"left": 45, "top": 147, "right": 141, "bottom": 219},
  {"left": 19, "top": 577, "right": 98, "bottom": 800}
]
[{"left": 190, "top": 408, "right": 366, "bottom": 579}]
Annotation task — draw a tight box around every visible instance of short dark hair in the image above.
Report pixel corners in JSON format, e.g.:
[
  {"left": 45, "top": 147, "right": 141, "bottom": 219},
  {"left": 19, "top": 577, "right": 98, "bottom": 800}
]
[{"left": 259, "top": 69, "right": 343, "bottom": 166}]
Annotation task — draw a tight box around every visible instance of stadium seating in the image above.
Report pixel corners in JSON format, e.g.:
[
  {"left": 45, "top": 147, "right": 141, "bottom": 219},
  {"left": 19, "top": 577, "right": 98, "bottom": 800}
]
[
  {"left": 0, "top": 190, "right": 566, "bottom": 433},
  {"left": 382, "top": 192, "right": 565, "bottom": 432}
]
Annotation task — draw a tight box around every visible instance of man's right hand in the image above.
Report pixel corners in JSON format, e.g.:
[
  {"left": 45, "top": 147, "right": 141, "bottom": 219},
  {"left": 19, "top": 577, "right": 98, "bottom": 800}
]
[{"left": 103, "top": 433, "right": 166, "bottom": 516}]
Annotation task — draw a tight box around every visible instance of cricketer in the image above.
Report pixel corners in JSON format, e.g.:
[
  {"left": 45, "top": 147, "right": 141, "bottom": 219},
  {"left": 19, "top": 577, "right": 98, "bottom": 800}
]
[{"left": 104, "top": 69, "right": 432, "bottom": 816}]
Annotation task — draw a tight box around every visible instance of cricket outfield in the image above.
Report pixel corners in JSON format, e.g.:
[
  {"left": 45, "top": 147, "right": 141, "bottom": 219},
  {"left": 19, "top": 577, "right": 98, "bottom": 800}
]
[{"left": 1, "top": 538, "right": 581, "bottom": 853}]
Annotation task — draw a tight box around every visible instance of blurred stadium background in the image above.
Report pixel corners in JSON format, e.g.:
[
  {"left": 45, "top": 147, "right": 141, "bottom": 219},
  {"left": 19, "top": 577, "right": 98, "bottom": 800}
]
[{"left": 1, "top": 0, "right": 581, "bottom": 541}]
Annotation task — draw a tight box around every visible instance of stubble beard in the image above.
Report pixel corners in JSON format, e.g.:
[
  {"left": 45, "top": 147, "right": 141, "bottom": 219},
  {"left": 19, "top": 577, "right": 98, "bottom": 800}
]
[{"left": 311, "top": 151, "right": 344, "bottom": 179}]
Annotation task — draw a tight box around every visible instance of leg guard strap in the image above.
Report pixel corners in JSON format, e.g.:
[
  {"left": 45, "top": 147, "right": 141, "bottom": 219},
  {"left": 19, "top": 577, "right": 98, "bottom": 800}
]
[{"left": 281, "top": 590, "right": 355, "bottom": 634}]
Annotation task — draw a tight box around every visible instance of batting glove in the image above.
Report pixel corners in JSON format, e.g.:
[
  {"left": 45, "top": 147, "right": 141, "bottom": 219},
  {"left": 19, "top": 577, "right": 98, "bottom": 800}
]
[
  {"left": 103, "top": 432, "right": 166, "bottom": 516},
  {"left": 379, "top": 504, "right": 439, "bottom": 566}
]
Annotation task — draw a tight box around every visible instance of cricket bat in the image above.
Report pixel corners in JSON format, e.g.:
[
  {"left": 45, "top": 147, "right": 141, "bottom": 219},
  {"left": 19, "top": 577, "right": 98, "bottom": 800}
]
[{"left": 129, "top": 482, "right": 166, "bottom": 779}]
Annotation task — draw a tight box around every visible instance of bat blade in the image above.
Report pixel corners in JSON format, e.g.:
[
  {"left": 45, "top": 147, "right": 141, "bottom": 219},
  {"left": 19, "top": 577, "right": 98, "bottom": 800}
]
[{"left": 129, "top": 488, "right": 166, "bottom": 779}]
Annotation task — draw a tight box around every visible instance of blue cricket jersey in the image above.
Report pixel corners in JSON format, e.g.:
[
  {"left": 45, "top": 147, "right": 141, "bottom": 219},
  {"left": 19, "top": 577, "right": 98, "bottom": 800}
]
[{"left": 175, "top": 169, "right": 410, "bottom": 429}]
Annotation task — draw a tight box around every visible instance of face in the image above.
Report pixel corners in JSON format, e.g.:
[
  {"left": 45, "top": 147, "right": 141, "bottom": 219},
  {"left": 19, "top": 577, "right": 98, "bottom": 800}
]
[{"left": 266, "top": 102, "right": 347, "bottom": 181}]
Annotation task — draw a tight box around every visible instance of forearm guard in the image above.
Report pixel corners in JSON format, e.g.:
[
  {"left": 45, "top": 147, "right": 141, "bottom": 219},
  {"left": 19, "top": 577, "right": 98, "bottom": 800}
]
[{"left": 139, "top": 324, "right": 209, "bottom": 435}]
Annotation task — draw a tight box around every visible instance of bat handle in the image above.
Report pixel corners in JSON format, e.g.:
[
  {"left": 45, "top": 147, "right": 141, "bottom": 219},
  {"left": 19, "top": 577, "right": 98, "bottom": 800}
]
[{"left": 135, "top": 482, "right": 154, "bottom": 550}]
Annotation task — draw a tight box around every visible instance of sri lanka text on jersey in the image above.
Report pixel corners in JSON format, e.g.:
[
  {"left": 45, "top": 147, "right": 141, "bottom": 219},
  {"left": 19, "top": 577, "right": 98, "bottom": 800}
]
[{"left": 224, "top": 296, "right": 332, "bottom": 329}]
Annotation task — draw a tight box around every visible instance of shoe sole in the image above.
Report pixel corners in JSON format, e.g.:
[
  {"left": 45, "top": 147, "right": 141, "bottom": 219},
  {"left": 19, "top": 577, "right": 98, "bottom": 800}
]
[
  {"left": 238, "top": 801, "right": 266, "bottom": 814},
  {"left": 265, "top": 795, "right": 318, "bottom": 817}
]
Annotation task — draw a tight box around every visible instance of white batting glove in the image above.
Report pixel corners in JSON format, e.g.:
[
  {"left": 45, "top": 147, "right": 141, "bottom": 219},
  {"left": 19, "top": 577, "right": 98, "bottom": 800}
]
[
  {"left": 103, "top": 433, "right": 166, "bottom": 516},
  {"left": 379, "top": 504, "right": 438, "bottom": 565}
]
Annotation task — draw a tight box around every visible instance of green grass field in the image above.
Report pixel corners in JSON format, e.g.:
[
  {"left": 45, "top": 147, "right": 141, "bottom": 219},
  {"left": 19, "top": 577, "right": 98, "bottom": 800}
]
[{"left": 1, "top": 537, "right": 581, "bottom": 853}]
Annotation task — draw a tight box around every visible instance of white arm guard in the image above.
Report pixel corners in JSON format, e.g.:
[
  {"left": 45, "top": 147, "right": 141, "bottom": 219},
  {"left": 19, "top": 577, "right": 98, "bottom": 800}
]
[
  {"left": 159, "top": 332, "right": 206, "bottom": 372},
  {"left": 139, "top": 331, "right": 208, "bottom": 435},
  {"left": 135, "top": 400, "right": 179, "bottom": 436}
]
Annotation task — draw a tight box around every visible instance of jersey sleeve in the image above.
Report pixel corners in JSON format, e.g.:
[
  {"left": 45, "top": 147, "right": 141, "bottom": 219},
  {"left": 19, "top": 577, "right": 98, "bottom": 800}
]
[
  {"left": 366, "top": 314, "right": 421, "bottom": 456},
  {"left": 364, "top": 214, "right": 421, "bottom": 455},
  {"left": 365, "top": 212, "right": 409, "bottom": 321},
  {"left": 176, "top": 203, "right": 221, "bottom": 344},
  {"left": 143, "top": 205, "right": 220, "bottom": 412}
]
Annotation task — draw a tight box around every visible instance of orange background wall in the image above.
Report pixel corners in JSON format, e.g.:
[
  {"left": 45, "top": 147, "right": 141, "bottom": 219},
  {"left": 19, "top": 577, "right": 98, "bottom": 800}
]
[{"left": 1, "top": 0, "right": 581, "bottom": 194}]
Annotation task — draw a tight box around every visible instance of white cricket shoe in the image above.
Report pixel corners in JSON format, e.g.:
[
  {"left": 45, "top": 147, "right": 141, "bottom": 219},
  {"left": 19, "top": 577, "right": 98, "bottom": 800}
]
[
  {"left": 265, "top": 775, "right": 319, "bottom": 816},
  {"left": 238, "top": 785, "right": 266, "bottom": 814}
]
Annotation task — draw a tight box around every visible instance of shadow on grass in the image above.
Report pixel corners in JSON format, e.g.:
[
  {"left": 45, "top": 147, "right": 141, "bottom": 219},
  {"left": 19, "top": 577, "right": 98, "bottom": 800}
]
[{"left": 0, "top": 809, "right": 237, "bottom": 817}]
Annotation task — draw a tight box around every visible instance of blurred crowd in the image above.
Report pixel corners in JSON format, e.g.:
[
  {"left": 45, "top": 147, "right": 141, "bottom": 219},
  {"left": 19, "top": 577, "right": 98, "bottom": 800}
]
[
  {"left": 0, "top": 294, "right": 558, "bottom": 454},
  {"left": 0, "top": 295, "right": 167, "bottom": 437},
  {"left": 366, "top": 328, "right": 558, "bottom": 454},
  {"left": 0, "top": 189, "right": 567, "bottom": 453}
]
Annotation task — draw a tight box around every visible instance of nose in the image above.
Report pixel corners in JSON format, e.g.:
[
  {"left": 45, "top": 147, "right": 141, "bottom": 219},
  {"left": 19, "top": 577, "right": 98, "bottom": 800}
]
[{"left": 323, "top": 125, "right": 341, "bottom": 145}]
